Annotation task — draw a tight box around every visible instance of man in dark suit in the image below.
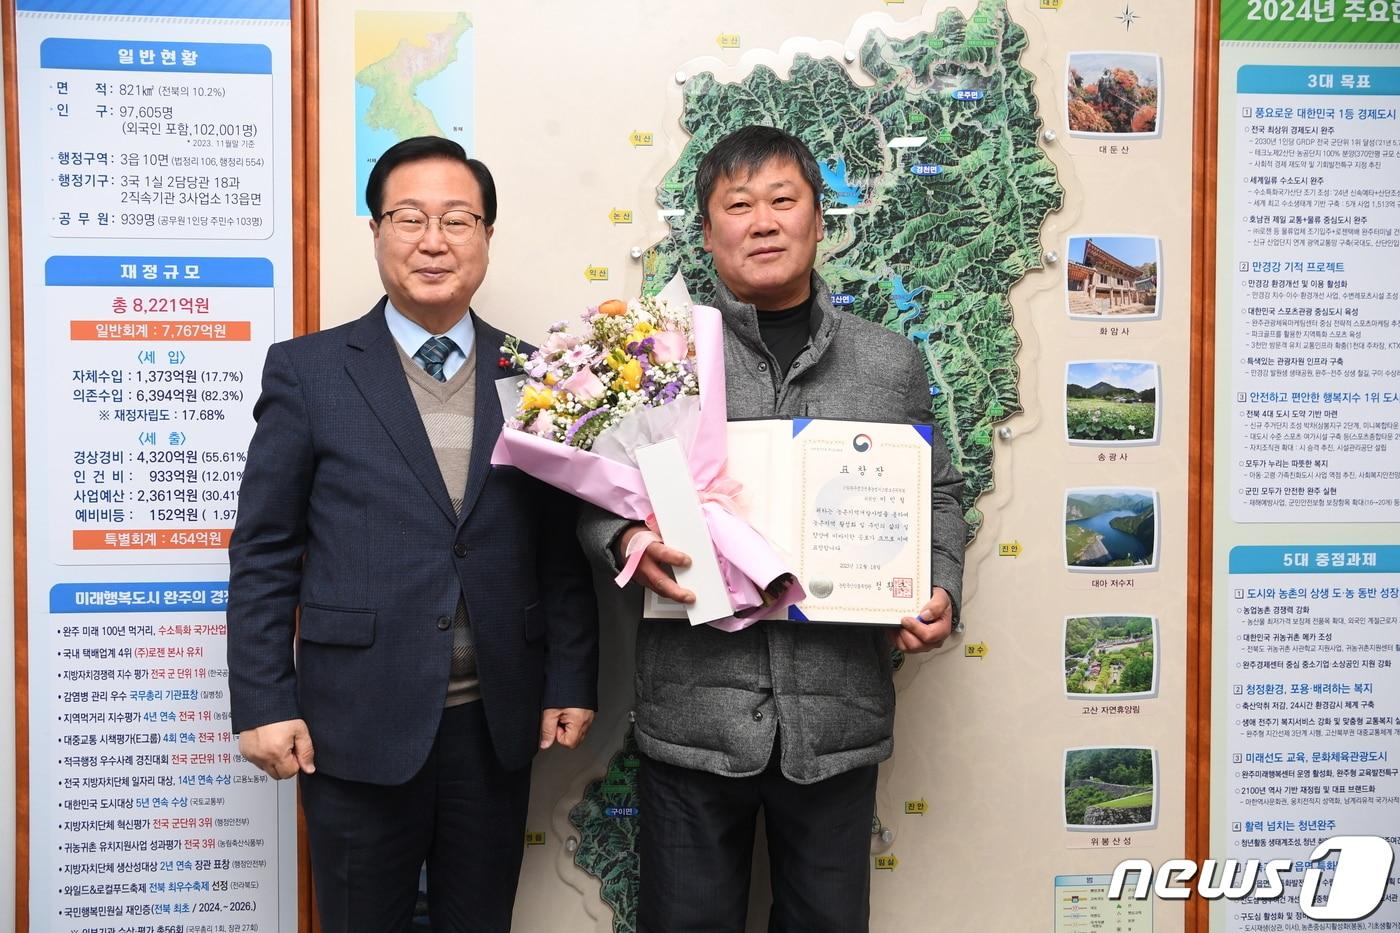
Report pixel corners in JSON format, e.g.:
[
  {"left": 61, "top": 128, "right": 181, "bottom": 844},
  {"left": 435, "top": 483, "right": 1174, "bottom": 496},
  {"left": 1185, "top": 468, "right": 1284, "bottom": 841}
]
[{"left": 227, "top": 136, "right": 598, "bottom": 932}]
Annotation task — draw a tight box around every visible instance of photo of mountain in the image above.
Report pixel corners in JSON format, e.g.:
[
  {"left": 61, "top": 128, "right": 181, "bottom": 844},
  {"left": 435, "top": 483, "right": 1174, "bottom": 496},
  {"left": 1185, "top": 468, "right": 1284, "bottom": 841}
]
[
  {"left": 1064, "top": 747, "right": 1158, "bottom": 830},
  {"left": 1066, "top": 51, "right": 1161, "bottom": 138}
]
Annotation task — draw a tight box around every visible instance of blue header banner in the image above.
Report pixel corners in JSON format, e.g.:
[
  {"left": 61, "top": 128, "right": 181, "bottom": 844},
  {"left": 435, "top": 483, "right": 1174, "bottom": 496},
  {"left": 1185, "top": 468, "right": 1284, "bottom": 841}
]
[
  {"left": 1229, "top": 546, "right": 1400, "bottom": 574},
  {"left": 46, "top": 256, "right": 274, "bottom": 287},
  {"left": 1238, "top": 65, "right": 1400, "bottom": 96},
  {"left": 40, "top": 38, "right": 273, "bottom": 74},
  {"left": 21, "top": 0, "right": 289, "bottom": 19},
  {"left": 50, "top": 582, "right": 229, "bottom": 613}
]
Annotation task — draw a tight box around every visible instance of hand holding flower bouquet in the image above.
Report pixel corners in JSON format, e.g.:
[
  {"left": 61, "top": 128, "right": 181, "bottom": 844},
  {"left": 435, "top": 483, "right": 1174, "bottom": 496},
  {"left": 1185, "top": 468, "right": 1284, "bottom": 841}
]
[{"left": 491, "top": 297, "right": 803, "bottom": 630}]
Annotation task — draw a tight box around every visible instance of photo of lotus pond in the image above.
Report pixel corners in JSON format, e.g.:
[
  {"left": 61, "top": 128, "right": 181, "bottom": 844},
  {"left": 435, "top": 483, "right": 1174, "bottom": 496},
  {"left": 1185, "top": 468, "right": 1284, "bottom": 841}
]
[
  {"left": 1064, "top": 746, "right": 1157, "bottom": 830},
  {"left": 1064, "top": 615, "right": 1157, "bottom": 697},
  {"left": 1064, "top": 488, "right": 1157, "bottom": 570},
  {"left": 1066, "top": 361, "right": 1159, "bottom": 444}
]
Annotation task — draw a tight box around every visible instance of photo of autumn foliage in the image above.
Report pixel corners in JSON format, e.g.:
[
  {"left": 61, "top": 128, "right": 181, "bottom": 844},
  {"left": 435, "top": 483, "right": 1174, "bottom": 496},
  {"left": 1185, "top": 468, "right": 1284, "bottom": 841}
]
[{"left": 1066, "top": 52, "right": 1161, "bottom": 137}]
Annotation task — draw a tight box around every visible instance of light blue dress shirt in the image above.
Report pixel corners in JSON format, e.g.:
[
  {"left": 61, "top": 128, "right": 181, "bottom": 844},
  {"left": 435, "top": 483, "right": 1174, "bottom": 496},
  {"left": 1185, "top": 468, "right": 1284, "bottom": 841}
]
[{"left": 384, "top": 300, "right": 477, "bottom": 382}]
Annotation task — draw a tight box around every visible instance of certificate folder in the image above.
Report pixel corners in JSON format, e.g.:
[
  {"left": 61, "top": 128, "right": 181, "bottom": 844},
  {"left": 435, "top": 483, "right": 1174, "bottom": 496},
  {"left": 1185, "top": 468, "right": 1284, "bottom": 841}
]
[
  {"left": 633, "top": 436, "right": 735, "bottom": 626},
  {"left": 643, "top": 418, "right": 933, "bottom": 626}
]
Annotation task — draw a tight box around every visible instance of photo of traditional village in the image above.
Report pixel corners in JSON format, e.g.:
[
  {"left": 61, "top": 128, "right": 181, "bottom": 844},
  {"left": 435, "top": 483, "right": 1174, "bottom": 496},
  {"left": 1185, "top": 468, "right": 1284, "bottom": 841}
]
[
  {"left": 1064, "top": 747, "right": 1158, "bottom": 830},
  {"left": 1065, "top": 361, "right": 1160, "bottom": 445},
  {"left": 1066, "top": 236, "right": 1159, "bottom": 319},
  {"left": 1063, "top": 615, "right": 1158, "bottom": 698},
  {"left": 1066, "top": 51, "right": 1161, "bottom": 137},
  {"left": 1064, "top": 487, "right": 1158, "bottom": 572}
]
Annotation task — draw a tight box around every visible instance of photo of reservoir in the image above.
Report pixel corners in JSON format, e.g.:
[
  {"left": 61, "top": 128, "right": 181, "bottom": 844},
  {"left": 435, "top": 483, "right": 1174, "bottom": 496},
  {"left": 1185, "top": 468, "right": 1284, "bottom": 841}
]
[
  {"left": 1064, "top": 615, "right": 1158, "bottom": 699},
  {"left": 1064, "top": 487, "right": 1158, "bottom": 572}
]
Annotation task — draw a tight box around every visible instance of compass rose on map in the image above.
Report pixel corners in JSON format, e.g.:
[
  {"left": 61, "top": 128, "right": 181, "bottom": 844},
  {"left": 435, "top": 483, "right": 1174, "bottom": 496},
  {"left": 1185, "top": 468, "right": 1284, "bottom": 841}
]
[{"left": 1117, "top": 4, "right": 1140, "bottom": 29}]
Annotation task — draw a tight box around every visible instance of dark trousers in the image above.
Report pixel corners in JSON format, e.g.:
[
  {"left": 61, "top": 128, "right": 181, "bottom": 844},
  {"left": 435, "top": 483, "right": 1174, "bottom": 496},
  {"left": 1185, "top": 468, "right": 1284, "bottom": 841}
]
[
  {"left": 299, "top": 701, "right": 532, "bottom": 933},
  {"left": 637, "top": 743, "right": 877, "bottom": 933}
]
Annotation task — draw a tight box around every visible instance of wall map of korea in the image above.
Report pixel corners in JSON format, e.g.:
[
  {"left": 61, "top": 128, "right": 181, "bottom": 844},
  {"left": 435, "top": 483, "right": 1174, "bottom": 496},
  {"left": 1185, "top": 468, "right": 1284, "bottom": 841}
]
[
  {"left": 572, "top": 1, "right": 1061, "bottom": 929},
  {"left": 644, "top": 0, "right": 1061, "bottom": 532}
]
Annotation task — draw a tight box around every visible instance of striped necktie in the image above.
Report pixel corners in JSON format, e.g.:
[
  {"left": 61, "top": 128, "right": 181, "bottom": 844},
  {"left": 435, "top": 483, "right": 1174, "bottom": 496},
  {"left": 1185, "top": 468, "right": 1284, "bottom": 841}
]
[{"left": 414, "top": 335, "right": 459, "bottom": 382}]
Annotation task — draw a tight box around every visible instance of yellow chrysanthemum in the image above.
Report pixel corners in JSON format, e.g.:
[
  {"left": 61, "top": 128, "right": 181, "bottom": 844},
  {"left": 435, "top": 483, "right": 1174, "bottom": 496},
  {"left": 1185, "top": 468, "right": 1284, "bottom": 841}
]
[
  {"left": 522, "top": 385, "right": 555, "bottom": 411},
  {"left": 619, "top": 359, "right": 643, "bottom": 392}
]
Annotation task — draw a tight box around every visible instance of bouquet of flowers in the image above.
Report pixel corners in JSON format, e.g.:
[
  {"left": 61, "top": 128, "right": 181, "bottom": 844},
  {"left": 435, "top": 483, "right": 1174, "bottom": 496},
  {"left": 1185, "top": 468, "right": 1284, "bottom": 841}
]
[
  {"left": 491, "top": 296, "right": 803, "bottom": 631},
  {"left": 499, "top": 297, "right": 698, "bottom": 451}
]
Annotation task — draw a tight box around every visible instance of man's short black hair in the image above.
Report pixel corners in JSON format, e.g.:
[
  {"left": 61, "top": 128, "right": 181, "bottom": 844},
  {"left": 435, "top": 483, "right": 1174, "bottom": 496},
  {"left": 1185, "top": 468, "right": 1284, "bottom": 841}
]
[
  {"left": 695, "top": 125, "right": 823, "bottom": 221},
  {"left": 365, "top": 135, "right": 497, "bottom": 226}
]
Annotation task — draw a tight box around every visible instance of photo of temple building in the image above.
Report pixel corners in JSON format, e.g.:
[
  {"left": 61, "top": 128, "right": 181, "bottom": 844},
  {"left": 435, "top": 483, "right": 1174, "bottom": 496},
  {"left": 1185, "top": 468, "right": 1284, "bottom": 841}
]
[{"left": 1066, "top": 235, "right": 1160, "bottom": 317}]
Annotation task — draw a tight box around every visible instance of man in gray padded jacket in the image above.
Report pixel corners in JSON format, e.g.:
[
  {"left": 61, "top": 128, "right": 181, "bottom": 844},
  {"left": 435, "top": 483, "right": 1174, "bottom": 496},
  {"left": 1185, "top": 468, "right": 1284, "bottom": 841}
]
[{"left": 578, "top": 125, "right": 967, "bottom": 933}]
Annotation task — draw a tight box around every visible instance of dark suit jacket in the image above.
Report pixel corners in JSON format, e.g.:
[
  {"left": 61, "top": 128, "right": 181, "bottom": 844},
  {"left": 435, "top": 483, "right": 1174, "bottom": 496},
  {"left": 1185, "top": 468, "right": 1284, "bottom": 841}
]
[{"left": 227, "top": 299, "right": 598, "bottom": 785}]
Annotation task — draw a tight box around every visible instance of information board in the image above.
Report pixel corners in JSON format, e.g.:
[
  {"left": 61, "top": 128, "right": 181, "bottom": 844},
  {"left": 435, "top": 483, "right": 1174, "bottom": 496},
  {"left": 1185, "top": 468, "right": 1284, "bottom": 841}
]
[
  {"left": 14, "top": 1, "right": 298, "bottom": 929},
  {"left": 1212, "top": 3, "right": 1400, "bottom": 930}
]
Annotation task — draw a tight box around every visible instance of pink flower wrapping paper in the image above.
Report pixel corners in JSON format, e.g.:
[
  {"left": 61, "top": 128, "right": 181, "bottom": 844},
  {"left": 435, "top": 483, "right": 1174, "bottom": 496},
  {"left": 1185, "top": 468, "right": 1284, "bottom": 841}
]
[{"left": 491, "top": 305, "right": 804, "bottom": 630}]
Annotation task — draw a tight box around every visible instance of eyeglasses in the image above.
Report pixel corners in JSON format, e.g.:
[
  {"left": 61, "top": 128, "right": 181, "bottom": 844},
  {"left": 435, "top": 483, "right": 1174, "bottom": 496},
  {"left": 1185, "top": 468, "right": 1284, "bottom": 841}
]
[{"left": 379, "top": 207, "right": 486, "bottom": 244}]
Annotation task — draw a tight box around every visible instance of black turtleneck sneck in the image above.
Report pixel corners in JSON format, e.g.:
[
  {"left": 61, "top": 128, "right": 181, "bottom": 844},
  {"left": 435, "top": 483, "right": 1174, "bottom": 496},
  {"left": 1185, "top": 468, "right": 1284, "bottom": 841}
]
[{"left": 755, "top": 292, "right": 814, "bottom": 377}]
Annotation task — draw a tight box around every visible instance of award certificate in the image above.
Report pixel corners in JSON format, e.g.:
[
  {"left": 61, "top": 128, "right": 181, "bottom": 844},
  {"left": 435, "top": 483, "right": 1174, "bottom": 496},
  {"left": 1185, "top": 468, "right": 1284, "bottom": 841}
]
[{"left": 644, "top": 417, "right": 934, "bottom": 625}]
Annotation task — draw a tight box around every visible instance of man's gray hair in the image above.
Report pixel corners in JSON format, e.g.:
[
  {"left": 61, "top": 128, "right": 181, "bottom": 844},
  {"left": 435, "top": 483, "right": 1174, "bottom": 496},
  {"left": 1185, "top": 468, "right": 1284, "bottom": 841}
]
[{"left": 695, "top": 125, "right": 824, "bottom": 221}]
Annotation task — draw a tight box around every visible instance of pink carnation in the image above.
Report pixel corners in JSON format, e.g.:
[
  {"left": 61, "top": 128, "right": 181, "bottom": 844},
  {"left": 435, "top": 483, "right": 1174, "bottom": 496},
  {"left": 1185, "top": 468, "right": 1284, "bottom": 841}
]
[
  {"left": 650, "top": 330, "right": 688, "bottom": 364},
  {"left": 543, "top": 331, "right": 579, "bottom": 353},
  {"left": 526, "top": 411, "right": 556, "bottom": 437},
  {"left": 561, "top": 367, "right": 606, "bottom": 401}
]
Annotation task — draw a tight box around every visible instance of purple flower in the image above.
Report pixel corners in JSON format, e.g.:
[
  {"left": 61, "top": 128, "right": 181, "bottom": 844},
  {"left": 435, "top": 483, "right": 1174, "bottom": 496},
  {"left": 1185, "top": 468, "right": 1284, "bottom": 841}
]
[{"left": 564, "top": 405, "right": 611, "bottom": 446}]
